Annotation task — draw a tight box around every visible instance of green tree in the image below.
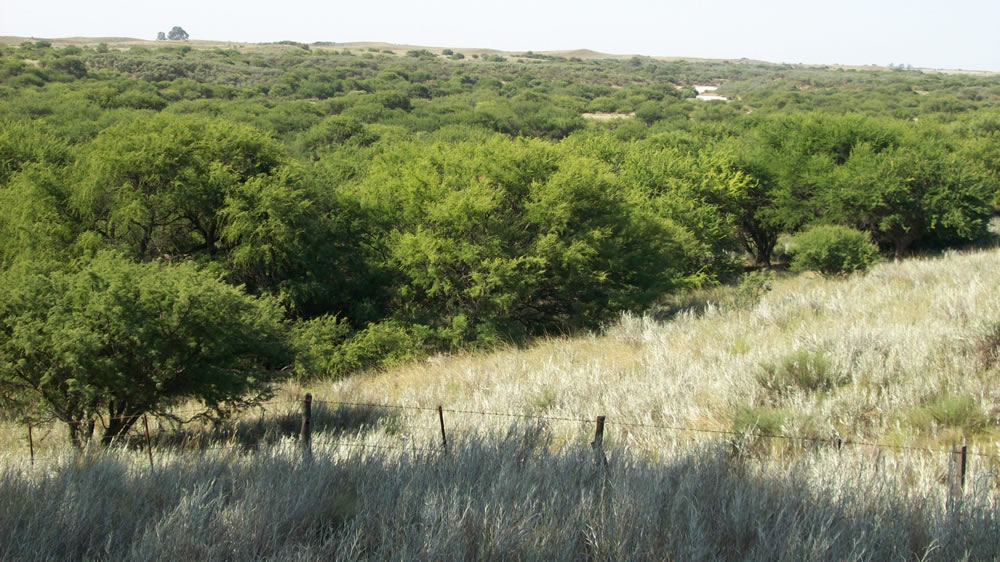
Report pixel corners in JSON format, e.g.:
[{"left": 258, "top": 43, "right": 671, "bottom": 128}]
[
  {"left": 351, "top": 137, "right": 699, "bottom": 343},
  {"left": 0, "top": 121, "right": 70, "bottom": 186},
  {"left": 826, "top": 132, "right": 993, "bottom": 256},
  {"left": 44, "top": 114, "right": 367, "bottom": 319},
  {"left": 0, "top": 252, "right": 291, "bottom": 447},
  {"left": 728, "top": 113, "right": 901, "bottom": 265},
  {"left": 71, "top": 114, "right": 284, "bottom": 262},
  {"left": 167, "top": 26, "right": 189, "bottom": 40}
]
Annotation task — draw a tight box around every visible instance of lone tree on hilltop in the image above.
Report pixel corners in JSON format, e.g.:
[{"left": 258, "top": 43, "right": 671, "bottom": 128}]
[
  {"left": 167, "top": 26, "right": 189, "bottom": 40},
  {"left": 156, "top": 31, "right": 166, "bottom": 40}
]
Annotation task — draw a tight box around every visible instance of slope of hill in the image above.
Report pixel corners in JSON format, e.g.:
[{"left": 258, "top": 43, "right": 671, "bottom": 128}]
[{"left": 318, "top": 244, "right": 1000, "bottom": 454}]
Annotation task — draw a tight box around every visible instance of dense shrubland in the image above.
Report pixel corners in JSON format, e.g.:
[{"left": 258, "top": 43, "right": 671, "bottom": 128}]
[{"left": 0, "top": 39, "right": 999, "bottom": 441}]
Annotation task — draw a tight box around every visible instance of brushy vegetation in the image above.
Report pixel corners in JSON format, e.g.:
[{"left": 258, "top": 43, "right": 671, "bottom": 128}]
[{"left": 789, "top": 224, "right": 882, "bottom": 276}]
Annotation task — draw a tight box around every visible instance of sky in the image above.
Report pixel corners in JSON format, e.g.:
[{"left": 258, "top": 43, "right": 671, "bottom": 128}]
[{"left": 2, "top": 0, "right": 998, "bottom": 71}]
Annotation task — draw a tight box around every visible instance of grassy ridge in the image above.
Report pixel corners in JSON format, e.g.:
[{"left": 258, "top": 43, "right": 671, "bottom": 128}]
[{"left": 2, "top": 243, "right": 999, "bottom": 559}]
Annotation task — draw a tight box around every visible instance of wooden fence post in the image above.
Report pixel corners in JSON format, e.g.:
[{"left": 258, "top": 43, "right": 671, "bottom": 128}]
[
  {"left": 947, "top": 442, "right": 968, "bottom": 517},
  {"left": 142, "top": 414, "right": 154, "bottom": 471},
  {"left": 437, "top": 406, "right": 448, "bottom": 452},
  {"left": 591, "top": 415, "right": 607, "bottom": 466},
  {"left": 300, "top": 393, "right": 312, "bottom": 462},
  {"left": 28, "top": 422, "right": 34, "bottom": 467},
  {"left": 958, "top": 444, "right": 967, "bottom": 491}
]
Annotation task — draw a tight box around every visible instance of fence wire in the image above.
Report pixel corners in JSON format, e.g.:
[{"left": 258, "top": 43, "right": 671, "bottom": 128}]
[{"left": 13, "top": 396, "right": 1000, "bottom": 464}]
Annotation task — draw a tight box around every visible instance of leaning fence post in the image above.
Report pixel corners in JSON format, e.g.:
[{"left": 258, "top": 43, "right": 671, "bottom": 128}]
[
  {"left": 142, "top": 414, "right": 154, "bottom": 471},
  {"left": 300, "top": 393, "right": 313, "bottom": 462},
  {"left": 591, "top": 415, "right": 607, "bottom": 466},
  {"left": 28, "top": 422, "right": 35, "bottom": 467},
  {"left": 437, "top": 405, "right": 448, "bottom": 452}
]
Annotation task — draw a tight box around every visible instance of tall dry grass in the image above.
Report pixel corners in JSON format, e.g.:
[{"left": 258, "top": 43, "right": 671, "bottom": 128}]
[{"left": 1, "top": 432, "right": 998, "bottom": 560}]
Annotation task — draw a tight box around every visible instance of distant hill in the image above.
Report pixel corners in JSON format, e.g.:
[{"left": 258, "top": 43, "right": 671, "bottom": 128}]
[{"left": 10, "top": 35, "right": 991, "bottom": 74}]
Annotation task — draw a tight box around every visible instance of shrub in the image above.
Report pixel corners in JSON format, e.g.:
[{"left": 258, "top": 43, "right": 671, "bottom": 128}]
[
  {"left": 734, "top": 269, "right": 774, "bottom": 309},
  {"left": 757, "top": 349, "right": 845, "bottom": 398},
  {"left": 354, "top": 138, "right": 702, "bottom": 345},
  {"left": 732, "top": 405, "right": 791, "bottom": 437},
  {"left": 789, "top": 224, "right": 880, "bottom": 276},
  {"left": 976, "top": 322, "right": 1000, "bottom": 370},
  {"left": 295, "top": 115, "right": 375, "bottom": 157},
  {"left": 292, "top": 317, "right": 431, "bottom": 379},
  {"left": 908, "top": 393, "right": 988, "bottom": 433},
  {"left": 340, "top": 321, "right": 432, "bottom": 373}
]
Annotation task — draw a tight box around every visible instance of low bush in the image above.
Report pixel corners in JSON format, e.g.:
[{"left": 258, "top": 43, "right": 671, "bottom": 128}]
[
  {"left": 789, "top": 224, "right": 880, "bottom": 276},
  {"left": 734, "top": 269, "right": 774, "bottom": 309},
  {"left": 908, "top": 393, "right": 989, "bottom": 434},
  {"left": 293, "top": 316, "right": 431, "bottom": 379},
  {"left": 757, "top": 349, "right": 846, "bottom": 398}
]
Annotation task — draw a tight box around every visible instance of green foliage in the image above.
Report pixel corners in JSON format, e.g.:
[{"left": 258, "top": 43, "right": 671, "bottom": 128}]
[
  {"left": 167, "top": 26, "right": 190, "bottom": 41},
  {"left": 2, "top": 39, "right": 1000, "bottom": 384},
  {"left": 827, "top": 132, "right": 994, "bottom": 255},
  {"left": 351, "top": 137, "right": 699, "bottom": 344},
  {"left": 0, "top": 121, "right": 71, "bottom": 185},
  {"left": 907, "top": 393, "right": 989, "bottom": 434},
  {"left": 734, "top": 269, "right": 774, "bottom": 309},
  {"left": 789, "top": 224, "right": 880, "bottom": 276},
  {"left": 728, "top": 113, "right": 900, "bottom": 264},
  {"left": 406, "top": 49, "right": 435, "bottom": 59},
  {"left": 756, "top": 349, "right": 846, "bottom": 398},
  {"left": 70, "top": 113, "right": 284, "bottom": 262},
  {"left": 292, "top": 316, "right": 430, "bottom": 379},
  {"left": 295, "top": 115, "right": 377, "bottom": 158},
  {"left": 634, "top": 101, "right": 666, "bottom": 124},
  {"left": 0, "top": 252, "right": 290, "bottom": 447},
  {"left": 3, "top": 112, "right": 371, "bottom": 318}
]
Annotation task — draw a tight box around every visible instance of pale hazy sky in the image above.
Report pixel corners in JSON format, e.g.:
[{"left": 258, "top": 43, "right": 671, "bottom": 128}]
[{"left": 2, "top": 0, "right": 998, "bottom": 71}]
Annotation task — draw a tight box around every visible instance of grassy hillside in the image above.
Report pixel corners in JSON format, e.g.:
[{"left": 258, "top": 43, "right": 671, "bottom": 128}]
[
  {"left": 315, "top": 243, "right": 1000, "bottom": 453},
  {"left": 2, "top": 245, "right": 999, "bottom": 560}
]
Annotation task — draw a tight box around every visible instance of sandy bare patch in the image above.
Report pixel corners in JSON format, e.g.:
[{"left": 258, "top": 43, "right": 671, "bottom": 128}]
[{"left": 582, "top": 112, "right": 635, "bottom": 121}]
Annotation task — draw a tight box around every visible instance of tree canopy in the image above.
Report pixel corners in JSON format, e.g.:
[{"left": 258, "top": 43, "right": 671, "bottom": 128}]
[
  {"left": 0, "top": 252, "right": 291, "bottom": 447},
  {"left": 167, "top": 27, "right": 189, "bottom": 41}
]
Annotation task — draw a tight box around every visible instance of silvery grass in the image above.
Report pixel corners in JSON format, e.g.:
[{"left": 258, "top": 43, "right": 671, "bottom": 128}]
[
  {"left": 325, "top": 247, "right": 1000, "bottom": 454},
  {"left": 1, "top": 426, "right": 997, "bottom": 561}
]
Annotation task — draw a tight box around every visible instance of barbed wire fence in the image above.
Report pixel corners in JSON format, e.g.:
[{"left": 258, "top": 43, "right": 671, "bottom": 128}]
[{"left": 15, "top": 393, "right": 998, "bottom": 508}]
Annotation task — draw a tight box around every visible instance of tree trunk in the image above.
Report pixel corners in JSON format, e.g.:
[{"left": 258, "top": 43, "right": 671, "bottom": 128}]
[
  {"left": 67, "top": 418, "right": 96, "bottom": 449},
  {"left": 101, "top": 413, "right": 140, "bottom": 447}
]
